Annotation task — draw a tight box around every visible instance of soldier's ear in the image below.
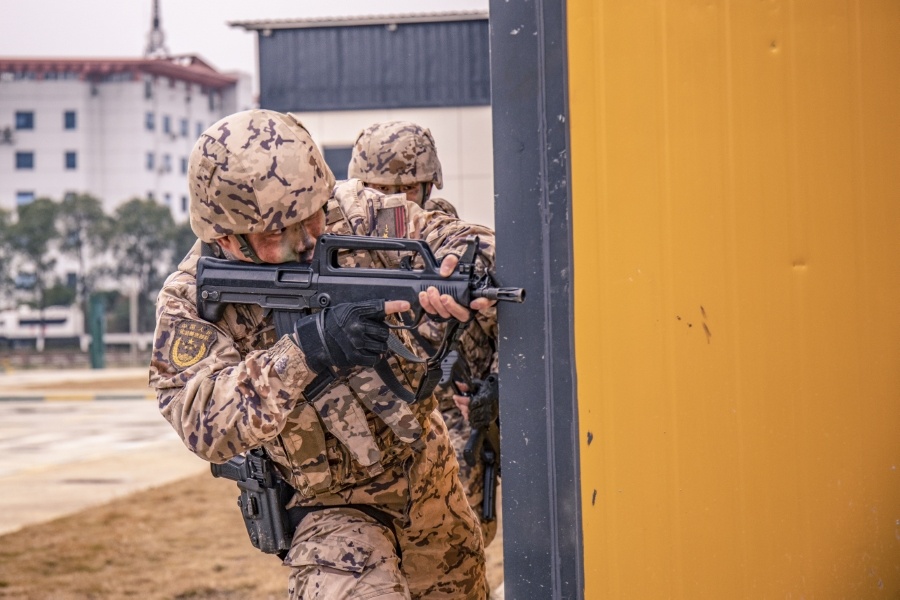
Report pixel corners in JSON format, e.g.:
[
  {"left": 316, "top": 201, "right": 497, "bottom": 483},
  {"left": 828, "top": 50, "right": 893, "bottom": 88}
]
[{"left": 215, "top": 235, "right": 240, "bottom": 257}]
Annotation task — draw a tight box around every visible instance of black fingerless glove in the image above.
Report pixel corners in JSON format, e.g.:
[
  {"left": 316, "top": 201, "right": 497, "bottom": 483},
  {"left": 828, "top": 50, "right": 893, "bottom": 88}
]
[
  {"left": 468, "top": 373, "right": 499, "bottom": 430},
  {"left": 293, "top": 300, "right": 390, "bottom": 373}
]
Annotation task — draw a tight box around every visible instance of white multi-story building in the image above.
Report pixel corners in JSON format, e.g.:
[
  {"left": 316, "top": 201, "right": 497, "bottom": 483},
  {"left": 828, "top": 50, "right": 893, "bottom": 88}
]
[{"left": 0, "top": 56, "right": 252, "bottom": 220}]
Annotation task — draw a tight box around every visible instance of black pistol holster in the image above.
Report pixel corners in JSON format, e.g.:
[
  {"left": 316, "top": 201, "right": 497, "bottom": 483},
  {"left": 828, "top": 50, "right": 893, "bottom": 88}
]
[
  {"left": 210, "top": 448, "right": 295, "bottom": 557},
  {"left": 211, "top": 448, "right": 402, "bottom": 560}
]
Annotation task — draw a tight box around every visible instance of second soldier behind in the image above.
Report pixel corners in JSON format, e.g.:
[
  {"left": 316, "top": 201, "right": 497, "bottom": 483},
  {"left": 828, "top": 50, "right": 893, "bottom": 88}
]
[{"left": 349, "top": 120, "right": 501, "bottom": 546}]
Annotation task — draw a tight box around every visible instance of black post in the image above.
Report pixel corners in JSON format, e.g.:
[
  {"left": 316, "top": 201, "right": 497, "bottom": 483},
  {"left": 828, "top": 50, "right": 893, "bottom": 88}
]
[
  {"left": 489, "top": 0, "right": 584, "bottom": 597},
  {"left": 88, "top": 294, "right": 106, "bottom": 369}
]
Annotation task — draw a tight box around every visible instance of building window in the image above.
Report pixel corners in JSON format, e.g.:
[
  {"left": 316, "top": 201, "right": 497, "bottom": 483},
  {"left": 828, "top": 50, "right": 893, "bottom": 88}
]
[
  {"left": 15, "top": 191, "right": 35, "bottom": 206},
  {"left": 146, "top": 152, "right": 155, "bottom": 171},
  {"left": 147, "top": 191, "right": 155, "bottom": 201},
  {"left": 180, "top": 157, "right": 188, "bottom": 175},
  {"left": 196, "top": 122, "right": 204, "bottom": 138},
  {"left": 64, "top": 111, "right": 77, "bottom": 130},
  {"left": 144, "top": 79, "right": 153, "bottom": 100},
  {"left": 15, "top": 152, "right": 34, "bottom": 170},
  {"left": 181, "top": 195, "right": 188, "bottom": 213},
  {"left": 323, "top": 146, "right": 354, "bottom": 180},
  {"left": 15, "top": 111, "right": 34, "bottom": 130},
  {"left": 180, "top": 118, "right": 189, "bottom": 137},
  {"left": 145, "top": 111, "right": 155, "bottom": 131},
  {"left": 164, "top": 193, "right": 172, "bottom": 206},
  {"left": 163, "top": 154, "right": 171, "bottom": 172},
  {"left": 163, "top": 115, "right": 171, "bottom": 134},
  {"left": 65, "top": 151, "right": 77, "bottom": 170}
]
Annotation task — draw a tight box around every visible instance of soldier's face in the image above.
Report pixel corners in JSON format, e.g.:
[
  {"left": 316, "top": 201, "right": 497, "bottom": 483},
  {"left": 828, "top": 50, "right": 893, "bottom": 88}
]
[
  {"left": 366, "top": 182, "right": 431, "bottom": 206},
  {"left": 218, "top": 209, "right": 325, "bottom": 264}
]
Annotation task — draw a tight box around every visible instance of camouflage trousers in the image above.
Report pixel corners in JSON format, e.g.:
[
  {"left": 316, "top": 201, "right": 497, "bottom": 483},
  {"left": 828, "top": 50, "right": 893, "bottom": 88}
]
[
  {"left": 284, "top": 411, "right": 488, "bottom": 599},
  {"left": 442, "top": 406, "right": 498, "bottom": 547}
]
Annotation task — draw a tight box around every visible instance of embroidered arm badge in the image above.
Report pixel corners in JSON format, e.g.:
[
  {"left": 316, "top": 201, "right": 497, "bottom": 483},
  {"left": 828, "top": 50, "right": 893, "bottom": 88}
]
[{"left": 170, "top": 321, "right": 218, "bottom": 370}]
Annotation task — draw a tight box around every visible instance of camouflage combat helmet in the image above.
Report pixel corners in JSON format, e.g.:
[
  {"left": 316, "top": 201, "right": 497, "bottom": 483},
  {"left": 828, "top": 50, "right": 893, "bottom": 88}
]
[
  {"left": 347, "top": 121, "right": 443, "bottom": 189},
  {"left": 188, "top": 109, "right": 335, "bottom": 243}
]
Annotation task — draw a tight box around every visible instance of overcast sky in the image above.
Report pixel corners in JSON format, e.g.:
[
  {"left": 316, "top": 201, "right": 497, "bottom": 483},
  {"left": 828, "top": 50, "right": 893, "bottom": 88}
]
[{"left": 0, "top": 0, "right": 488, "bottom": 91}]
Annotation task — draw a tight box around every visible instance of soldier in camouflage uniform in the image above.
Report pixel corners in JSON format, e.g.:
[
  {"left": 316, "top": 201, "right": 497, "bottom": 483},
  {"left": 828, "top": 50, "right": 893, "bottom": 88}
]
[
  {"left": 150, "top": 109, "right": 496, "bottom": 599},
  {"left": 349, "top": 121, "right": 500, "bottom": 547}
]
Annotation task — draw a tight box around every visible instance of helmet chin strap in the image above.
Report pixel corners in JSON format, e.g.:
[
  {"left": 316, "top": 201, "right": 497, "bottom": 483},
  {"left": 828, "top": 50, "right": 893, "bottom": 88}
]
[
  {"left": 234, "top": 234, "right": 264, "bottom": 264},
  {"left": 421, "top": 183, "right": 432, "bottom": 204}
]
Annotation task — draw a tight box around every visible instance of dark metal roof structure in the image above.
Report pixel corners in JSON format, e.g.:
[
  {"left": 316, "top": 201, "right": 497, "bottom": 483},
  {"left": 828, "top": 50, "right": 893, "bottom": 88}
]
[{"left": 231, "top": 12, "right": 490, "bottom": 112}]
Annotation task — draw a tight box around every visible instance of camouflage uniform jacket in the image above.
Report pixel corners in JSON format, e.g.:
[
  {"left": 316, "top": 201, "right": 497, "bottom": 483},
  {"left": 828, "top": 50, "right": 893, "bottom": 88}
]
[
  {"left": 150, "top": 180, "right": 496, "bottom": 507},
  {"left": 418, "top": 196, "right": 498, "bottom": 410}
]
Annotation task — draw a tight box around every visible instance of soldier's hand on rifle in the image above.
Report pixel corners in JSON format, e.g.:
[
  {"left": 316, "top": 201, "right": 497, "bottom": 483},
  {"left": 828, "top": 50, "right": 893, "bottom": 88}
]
[
  {"left": 454, "top": 380, "right": 473, "bottom": 420},
  {"left": 419, "top": 254, "right": 496, "bottom": 322},
  {"left": 293, "top": 299, "right": 410, "bottom": 372},
  {"left": 453, "top": 374, "right": 499, "bottom": 427}
]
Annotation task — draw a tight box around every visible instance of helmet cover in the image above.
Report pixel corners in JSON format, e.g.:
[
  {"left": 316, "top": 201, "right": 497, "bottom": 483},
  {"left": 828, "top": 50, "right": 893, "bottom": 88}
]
[
  {"left": 347, "top": 120, "right": 443, "bottom": 189},
  {"left": 188, "top": 109, "right": 335, "bottom": 243}
]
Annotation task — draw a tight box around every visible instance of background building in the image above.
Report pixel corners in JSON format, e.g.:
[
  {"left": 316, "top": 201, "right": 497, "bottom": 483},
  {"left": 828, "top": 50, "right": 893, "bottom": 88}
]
[
  {"left": 0, "top": 56, "right": 252, "bottom": 219},
  {"left": 231, "top": 10, "right": 494, "bottom": 228}
]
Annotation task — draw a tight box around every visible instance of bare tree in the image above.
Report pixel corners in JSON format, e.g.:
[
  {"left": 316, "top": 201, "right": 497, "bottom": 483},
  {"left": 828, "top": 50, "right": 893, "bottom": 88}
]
[
  {"left": 9, "top": 198, "right": 61, "bottom": 350},
  {"left": 58, "top": 193, "right": 112, "bottom": 312},
  {"left": 108, "top": 197, "right": 175, "bottom": 332}
]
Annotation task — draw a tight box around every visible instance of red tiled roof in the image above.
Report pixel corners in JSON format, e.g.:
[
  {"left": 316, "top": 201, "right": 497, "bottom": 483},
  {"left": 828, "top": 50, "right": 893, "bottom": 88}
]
[{"left": 0, "top": 56, "right": 237, "bottom": 89}]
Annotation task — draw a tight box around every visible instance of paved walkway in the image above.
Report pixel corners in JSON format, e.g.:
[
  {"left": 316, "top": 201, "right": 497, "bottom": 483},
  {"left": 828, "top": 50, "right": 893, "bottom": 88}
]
[
  {"left": 0, "top": 367, "right": 156, "bottom": 401},
  {"left": 0, "top": 368, "right": 207, "bottom": 535}
]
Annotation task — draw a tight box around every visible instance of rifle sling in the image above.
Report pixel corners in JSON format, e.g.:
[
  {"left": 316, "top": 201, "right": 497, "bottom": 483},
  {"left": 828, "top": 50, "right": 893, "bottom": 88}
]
[
  {"left": 374, "top": 359, "right": 416, "bottom": 404},
  {"left": 300, "top": 325, "right": 463, "bottom": 406}
]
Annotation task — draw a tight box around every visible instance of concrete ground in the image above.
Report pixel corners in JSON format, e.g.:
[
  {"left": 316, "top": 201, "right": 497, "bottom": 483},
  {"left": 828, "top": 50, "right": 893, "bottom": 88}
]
[{"left": 0, "top": 368, "right": 207, "bottom": 535}]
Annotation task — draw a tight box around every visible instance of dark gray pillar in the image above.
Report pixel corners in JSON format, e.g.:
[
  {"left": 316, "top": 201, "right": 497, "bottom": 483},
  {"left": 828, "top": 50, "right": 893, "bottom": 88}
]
[{"left": 489, "top": 0, "right": 584, "bottom": 598}]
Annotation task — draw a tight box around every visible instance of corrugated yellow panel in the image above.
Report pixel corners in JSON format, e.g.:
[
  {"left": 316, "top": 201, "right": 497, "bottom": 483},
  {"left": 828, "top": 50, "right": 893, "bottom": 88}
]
[{"left": 568, "top": 0, "right": 900, "bottom": 597}]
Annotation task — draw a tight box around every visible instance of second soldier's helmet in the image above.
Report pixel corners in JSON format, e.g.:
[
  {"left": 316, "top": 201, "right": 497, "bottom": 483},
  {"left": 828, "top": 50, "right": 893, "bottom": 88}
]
[
  {"left": 347, "top": 121, "right": 443, "bottom": 189},
  {"left": 188, "top": 109, "right": 335, "bottom": 243}
]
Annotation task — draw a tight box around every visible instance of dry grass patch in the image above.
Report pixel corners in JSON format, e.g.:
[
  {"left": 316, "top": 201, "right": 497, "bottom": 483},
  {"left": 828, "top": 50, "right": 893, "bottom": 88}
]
[{"left": 0, "top": 473, "right": 503, "bottom": 599}]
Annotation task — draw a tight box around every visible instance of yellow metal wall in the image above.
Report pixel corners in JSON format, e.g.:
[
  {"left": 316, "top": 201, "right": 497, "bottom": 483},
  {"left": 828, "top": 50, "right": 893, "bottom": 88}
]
[{"left": 568, "top": 1, "right": 900, "bottom": 597}]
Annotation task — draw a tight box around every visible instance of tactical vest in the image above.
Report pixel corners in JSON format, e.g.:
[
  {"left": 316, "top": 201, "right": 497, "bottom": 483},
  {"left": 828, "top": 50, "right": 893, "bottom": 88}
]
[{"left": 258, "top": 181, "right": 438, "bottom": 498}]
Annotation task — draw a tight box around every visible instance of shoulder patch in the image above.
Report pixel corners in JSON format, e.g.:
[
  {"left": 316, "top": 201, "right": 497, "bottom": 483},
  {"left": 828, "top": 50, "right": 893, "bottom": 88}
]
[
  {"left": 325, "top": 206, "right": 343, "bottom": 226},
  {"left": 373, "top": 206, "right": 407, "bottom": 239},
  {"left": 170, "top": 321, "right": 218, "bottom": 370}
]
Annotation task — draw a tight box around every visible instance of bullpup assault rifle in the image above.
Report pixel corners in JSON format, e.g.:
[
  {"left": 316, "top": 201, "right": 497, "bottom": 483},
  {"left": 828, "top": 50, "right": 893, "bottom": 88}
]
[
  {"left": 197, "top": 234, "right": 523, "bottom": 332},
  {"left": 197, "top": 234, "right": 524, "bottom": 402}
]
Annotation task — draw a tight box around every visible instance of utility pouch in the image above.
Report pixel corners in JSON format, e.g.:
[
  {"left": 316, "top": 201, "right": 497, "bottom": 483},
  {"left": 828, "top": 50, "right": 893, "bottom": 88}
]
[{"left": 211, "top": 448, "right": 294, "bottom": 557}]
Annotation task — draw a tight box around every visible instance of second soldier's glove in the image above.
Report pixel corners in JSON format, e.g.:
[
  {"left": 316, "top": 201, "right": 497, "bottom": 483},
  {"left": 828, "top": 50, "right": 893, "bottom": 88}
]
[
  {"left": 468, "top": 373, "right": 500, "bottom": 430},
  {"left": 293, "top": 300, "right": 389, "bottom": 373}
]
